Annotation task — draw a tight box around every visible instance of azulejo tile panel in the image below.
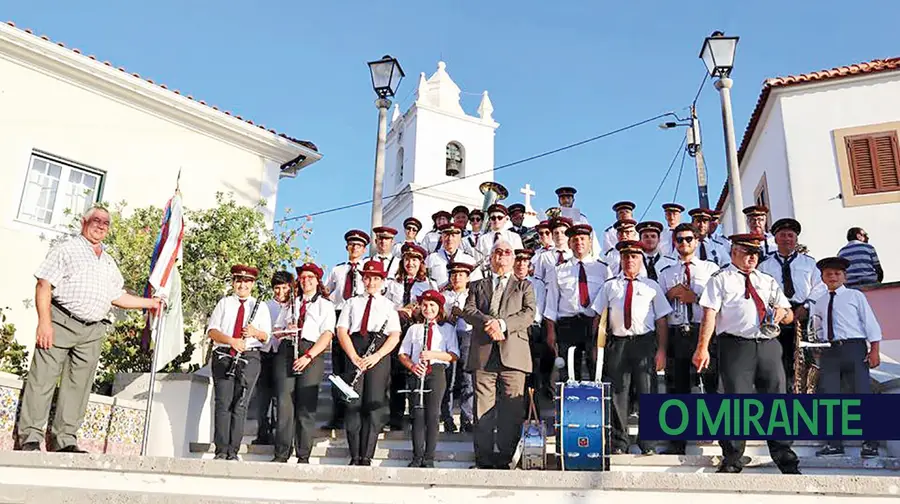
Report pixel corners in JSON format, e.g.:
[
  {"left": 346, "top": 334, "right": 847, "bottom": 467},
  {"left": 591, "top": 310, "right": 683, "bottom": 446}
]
[
  {"left": 0, "top": 385, "right": 20, "bottom": 451},
  {"left": 106, "top": 404, "right": 145, "bottom": 455}
]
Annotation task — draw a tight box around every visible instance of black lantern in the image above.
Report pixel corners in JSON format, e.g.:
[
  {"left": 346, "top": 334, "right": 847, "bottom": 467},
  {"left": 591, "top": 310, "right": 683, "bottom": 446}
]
[
  {"left": 699, "top": 31, "right": 739, "bottom": 78},
  {"left": 367, "top": 54, "right": 405, "bottom": 98}
]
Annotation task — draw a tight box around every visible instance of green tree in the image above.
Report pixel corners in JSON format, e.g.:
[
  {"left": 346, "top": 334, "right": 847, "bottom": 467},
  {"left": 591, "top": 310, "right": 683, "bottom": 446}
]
[{"left": 0, "top": 307, "right": 29, "bottom": 378}]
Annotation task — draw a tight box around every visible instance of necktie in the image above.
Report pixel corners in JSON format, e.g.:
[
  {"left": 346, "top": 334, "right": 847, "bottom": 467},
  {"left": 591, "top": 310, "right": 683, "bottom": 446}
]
[
  {"left": 742, "top": 272, "right": 767, "bottom": 323},
  {"left": 494, "top": 232, "right": 500, "bottom": 243},
  {"left": 827, "top": 291, "right": 836, "bottom": 342},
  {"left": 230, "top": 299, "right": 246, "bottom": 355},
  {"left": 646, "top": 255, "right": 659, "bottom": 281},
  {"left": 557, "top": 250, "right": 564, "bottom": 265},
  {"left": 490, "top": 275, "right": 506, "bottom": 316},
  {"left": 683, "top": 263, "right": 694, "bottom": 321},
  {"left": 700, "top": 241, "right": 708, "bottom": 261},
  {"left": 298, "top": 299, "right": 308, "bottom": 331},
  {"left": 434, "top": 238, "right": 442, "bottom": 253},
  {"left": 424, "top": 322, "right": 434, "bottom": 374},
  {"left": 624, "top": 279, "right": 634, "bottom": 330},
  {"left": 403, "top": 279, "right": 414, "bottom": 305},
  {"left": 777, "top": 253, "right": 797, "bottom": 299},
  {"left": 360, "top": 295, "right": 373, "bottom": 336},
  {"left": 578, "top": 261, "right": 590, "bottom": 308},
  {"left": 343, "top": 263, "right": 357, "bottom": 300}
]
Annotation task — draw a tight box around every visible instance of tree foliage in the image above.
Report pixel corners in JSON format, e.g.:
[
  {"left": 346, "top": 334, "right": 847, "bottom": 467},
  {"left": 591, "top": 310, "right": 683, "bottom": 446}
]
[{"left": 0, "top": 307, "right": 29, "bottom": 378}]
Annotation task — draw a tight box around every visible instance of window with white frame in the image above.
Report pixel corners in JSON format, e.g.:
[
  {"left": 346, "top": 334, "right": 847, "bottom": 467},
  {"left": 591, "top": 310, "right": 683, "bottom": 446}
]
[{"left": 17, "top": 153, "right": 104, "bottom": 227}]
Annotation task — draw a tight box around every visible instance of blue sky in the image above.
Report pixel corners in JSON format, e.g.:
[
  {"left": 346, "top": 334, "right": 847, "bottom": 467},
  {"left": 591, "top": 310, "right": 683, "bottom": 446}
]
[{"left": 5, "top": 1, "right": 900, "bottom": 270}]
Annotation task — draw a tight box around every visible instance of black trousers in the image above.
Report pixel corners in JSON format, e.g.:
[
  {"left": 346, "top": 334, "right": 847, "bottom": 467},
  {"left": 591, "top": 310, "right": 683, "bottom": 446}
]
[
  {"left": 273, "top": 339, "right": 325, "bottom": 461},
  {"left": 818, "top": 339, "right": 877, "bottom": 449},
  {"left": 665, "top": 325, "right": 719, "bottom": 452},
  {"left": 389, "top": 347, "right": 411, "bottom": 428},
  {"left": 526, "top": 322, "right": 554, "bottom": 408},
  {"left": 343, "top": 332, "right": 391, "bottom": 462},
  {"left": 604, "top": 333, "right": 656, "bottom": 452},
  {"left": 409, "top": 366, "right": 448, "bottom": 463},
  {"left": 777, "top": 323, "right": 797, "bottom": 386},
  {"left": 255, "top": 351, "right": 277, "bottom": 441},
  {"left": 556, "top": 315, "right": 595, "bottom": 382},
  {"left": 329, "top": 311, "right": 347, "bottom": 427},
  {"left": 717, "top": 334, "right": 799, "bottom": 472},
  {"left": 212, "top": 348, "right": 262, "bottom": 457}
]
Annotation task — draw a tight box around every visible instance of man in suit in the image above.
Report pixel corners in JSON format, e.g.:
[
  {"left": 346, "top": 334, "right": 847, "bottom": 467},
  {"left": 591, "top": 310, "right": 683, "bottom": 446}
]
[{"left": 463, "top": 239, "right": 536, "bottom": 469}]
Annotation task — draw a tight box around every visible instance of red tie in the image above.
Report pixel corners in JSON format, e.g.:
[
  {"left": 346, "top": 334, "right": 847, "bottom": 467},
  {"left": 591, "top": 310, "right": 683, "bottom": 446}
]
[
  {"left": 343, "top": 263, "right": 357, "bottom": 300},
  {"left": 425, "top": 322, "right": 434, "bottom": 374},
  {"left": 557, "top": 250, "right": 564, "bottom": 265},
  {"left": 742, "top": 273, "right": 766, "bottom": 323},
  {"left": 230, "top": 299, "right": 246, "bottom": 356},
  {"left": 578, "top": 262, "right": 590, "bottom": 308},
  {"left": 297, "top": 299, "right": 308, "bottom": 331},
  {"left": 360, "top": 295, "right": 373, "bottom": 336},
  {"left": 624, "top": 279, "right": 634, "bottom": 330}
]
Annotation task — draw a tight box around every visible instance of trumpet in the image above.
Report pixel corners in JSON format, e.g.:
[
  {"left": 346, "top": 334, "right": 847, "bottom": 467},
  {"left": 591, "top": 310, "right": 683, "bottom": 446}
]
[
  {"left": 672, "top": 271, "right": 692, "bottom": 332},
  {"left": 480, "top": 181, "right": 508, "bottom": 213},
  {"left": 545, "top": 207, "right": 562, "bottom": 219},
  {"left": 759, "top": 289, "right": 781, "bottom": 338}
]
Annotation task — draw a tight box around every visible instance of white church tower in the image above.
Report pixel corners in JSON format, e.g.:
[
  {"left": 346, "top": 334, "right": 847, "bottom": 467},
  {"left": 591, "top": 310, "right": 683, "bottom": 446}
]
[{"left": 382, "top": 61, "right": 499, "bottom": 233}]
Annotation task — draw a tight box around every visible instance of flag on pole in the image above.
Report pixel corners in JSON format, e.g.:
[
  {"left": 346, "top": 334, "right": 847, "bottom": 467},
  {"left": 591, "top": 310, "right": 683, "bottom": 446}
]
[{"left": 142, "top": 192, "right": 186, "bottom": 371}]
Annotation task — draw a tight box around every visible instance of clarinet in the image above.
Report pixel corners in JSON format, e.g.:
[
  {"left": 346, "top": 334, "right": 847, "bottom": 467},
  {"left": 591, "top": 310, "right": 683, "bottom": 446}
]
[
  {"left": 347, "top": 319, "right": 391, "bottom": 389},
  {"left": 226, "top": 295, "right": 262, "bottom": 377},
  {"left": 289, "top": 285, "right": 300, "bottom": 375}
]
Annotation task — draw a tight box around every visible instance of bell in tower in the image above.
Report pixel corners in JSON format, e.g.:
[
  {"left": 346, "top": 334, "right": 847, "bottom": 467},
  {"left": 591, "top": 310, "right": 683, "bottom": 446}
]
[{"left": 445, "top": 142, "right": 463, "bottom": 177}]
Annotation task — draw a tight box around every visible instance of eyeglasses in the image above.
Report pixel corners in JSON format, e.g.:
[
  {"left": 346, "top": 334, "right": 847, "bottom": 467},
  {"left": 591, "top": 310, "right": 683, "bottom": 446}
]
[
  {"left": 89, "top": 217, "right": 111, "bottom": 227},
  {"left": 493, "top": 249, "right": 514, "bottom": 256},
  {"left": 489, "top": 215, "right": 505, "bottom": 221},
  {"left": 675, "top": 236, "right": 695, "bottom": 244}
]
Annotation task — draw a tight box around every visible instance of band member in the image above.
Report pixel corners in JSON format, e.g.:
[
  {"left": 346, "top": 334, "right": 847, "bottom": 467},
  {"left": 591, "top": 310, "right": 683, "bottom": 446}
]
[
  {"left": 508, "top": 204, "right": 528, "bottom": 235},
  {"left": 514, "top": 249, "right": 550, "bottom": 407},
  {"left": 602, "top": 201, "right": 636, "bottom": 254},
  {"left": 533, "top": 217, "right": 573, "bottom": 284},
  {"left": 592, "top": 241, "right": 669, "bottom": 455},
  {"left": 658, "top": 203, "right": 685, "bottom": 256},
  {"left": 689, "top": 208, "right": 728, "bottom": 266},
  {"left": 463, "top": 239, "right": 536, "bottom": 469},
  {"left": 812, "top": 257, "right": 881, "bottom": 458},
  {"left": 467, "top": 209, "right": 485, "bottom": 251},
  {"left": 371, "top": 226, "right": 401, "bottom": 278},
  {"left": 384, "top": 242, "right": 437, "bottom": 430},
  {"left": 709, "top": 210, "right": 730, "bottom": 246},
  {"left": 271, "top": 263, "right": 335, "bottom": 463},
  {"left": 693, "top": 234, "right": 800, "bottom": 474},
  {"left": 422, "top": 210, "right": 452, "bottom": 253},
  {"left": 533, "top": 220, "right": 554, "bottom": 255},
  {"left": 545, "top": 224, "right": 610, "bottom": 382},
  {"left": 758, "top": 218, "right": 825, "bottom": 383},
  {"left": 17, "top": 205, "right": 161, "bottom": 453},
  {"left": 336, "top": 261, "right": 402, "bottom": 466},
  {"left": 743, "top": 205, "right": 776, "bottom": 257},
  {"left": 255, "top": 271, "right": 295, "bottom": 446},
  {"left": 637, "top": 221, "right": 676, "bottom": 281},
  {"left": 604, "top": 219, "right": 647, "bottom": 276},
  {"left": 657, "top": 223, "right": 720, "bottom": 454},
  {"left": 426, "top": 223, "right": 478, "bottom": 288},
  {"left": 475, "top": 204, "right": 524, "bottom": 262},
  {"left": 555, "top": 186, "right": 601, "bottom": 257},
  {"left": 443, "top": 262, "right": 476, "bottom": 433},
  {"left": 392, "top": 217, "right": 422, "bottom": 257},
  {"left": 399, "top": 290, "right": 460, "bottom": 467},
  {"left": 207, "top": 265, "right": 273, "bottom": 460},
  {"left": 451, "top": 205, "right": 475, "bottom": 256},
  {"left": 323, "top": 229, "right": 369, "bottom": 430}
]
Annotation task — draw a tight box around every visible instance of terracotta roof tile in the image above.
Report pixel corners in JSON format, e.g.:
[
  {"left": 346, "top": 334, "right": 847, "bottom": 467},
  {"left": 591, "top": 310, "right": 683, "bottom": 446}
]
[
  {"left": 715, "top": 56, "right": 900, "bottom": 211},
  {"left": 3, "top": 20, "right": 318, "bottom": 152}
]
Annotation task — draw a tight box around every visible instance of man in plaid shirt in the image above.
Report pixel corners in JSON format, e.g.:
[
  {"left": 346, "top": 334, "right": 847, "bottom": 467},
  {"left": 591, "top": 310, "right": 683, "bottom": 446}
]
[{"left": 16, "top": 205, "right": 161, "bottom": 453}]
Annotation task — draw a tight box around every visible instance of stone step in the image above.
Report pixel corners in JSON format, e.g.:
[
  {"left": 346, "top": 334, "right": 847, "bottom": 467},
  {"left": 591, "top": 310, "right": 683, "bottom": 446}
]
[{"left": 189, "top": 442, "right": 476, "bottom": 462}]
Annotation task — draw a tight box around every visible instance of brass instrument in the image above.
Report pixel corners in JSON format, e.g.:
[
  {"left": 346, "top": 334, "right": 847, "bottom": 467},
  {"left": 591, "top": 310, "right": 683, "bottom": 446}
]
[
  {"left": 480, "top": 181, "right": 509, "bottom": 213},
  {"left": 760, "top": 289, "right": 781, "bottom": 338},
  {"left": 792, "top": 311, "right": 826, "bottom": 394},
  {"left": 545, "top": 207, "right": 562, "bottom": 219},
  {"left": 672, "top": 270, "right": 692, "bottom": 333}
]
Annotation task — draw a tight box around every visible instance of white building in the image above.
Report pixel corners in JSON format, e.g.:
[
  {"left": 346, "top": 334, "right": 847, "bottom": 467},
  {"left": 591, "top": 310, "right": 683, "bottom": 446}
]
[
  {"left": 0, "top": 22, "right": 321, "bottom": 350},
  {"left": 382, "top": 62, "right": 499, "bottom": 232},
  {"left": 716, "top": 56, "right": 900, "bottom": 281}
]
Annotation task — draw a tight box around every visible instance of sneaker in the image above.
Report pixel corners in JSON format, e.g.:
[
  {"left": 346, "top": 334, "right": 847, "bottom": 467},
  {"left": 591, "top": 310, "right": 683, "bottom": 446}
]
[
  {"left": 816, "top": 445, "right": 844, "bottom": 457},
  {"left": 861, "top": 444, "right": 879, "bottom": 459}
]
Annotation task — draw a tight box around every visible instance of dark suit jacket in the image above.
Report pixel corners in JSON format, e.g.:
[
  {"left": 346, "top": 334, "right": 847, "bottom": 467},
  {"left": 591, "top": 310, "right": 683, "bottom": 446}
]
[{"left": 462, "top": 274, "right": 536, "bottom": 373}]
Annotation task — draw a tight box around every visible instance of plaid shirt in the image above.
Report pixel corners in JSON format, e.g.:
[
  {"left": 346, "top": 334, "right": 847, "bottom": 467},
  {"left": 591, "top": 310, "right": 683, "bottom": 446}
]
[{"left": 35, "top": 235, "right": 125, "bottom": 323}]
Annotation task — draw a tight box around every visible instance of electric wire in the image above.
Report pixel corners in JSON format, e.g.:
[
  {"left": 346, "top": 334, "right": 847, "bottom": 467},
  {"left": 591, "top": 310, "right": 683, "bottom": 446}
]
[
  {"left": 673, "top": 145, "right": 688, "bottom": 201},
  {"left": 639, "top": 135, "right": 687, "bottom": 221}
]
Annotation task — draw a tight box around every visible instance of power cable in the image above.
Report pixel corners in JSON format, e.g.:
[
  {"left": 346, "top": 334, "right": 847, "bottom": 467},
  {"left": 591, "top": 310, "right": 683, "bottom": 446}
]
[
  {"left": 278, "top": 111, "right": 678, "bottom": 223},
  {"left": 639, "top": 135, "right": 687, "bottom": 221},
  {"left": 673, "top": 145, "right": 688, "bottom": 201},
  {"left": 692, "top": 71, "right": 709, "bottom": 106}
]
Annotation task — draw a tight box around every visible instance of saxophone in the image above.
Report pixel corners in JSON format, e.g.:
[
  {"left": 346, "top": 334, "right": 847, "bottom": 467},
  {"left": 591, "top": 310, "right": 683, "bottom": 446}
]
[{"left": 792, "top": 309, "right": 820, "bottom": 394}]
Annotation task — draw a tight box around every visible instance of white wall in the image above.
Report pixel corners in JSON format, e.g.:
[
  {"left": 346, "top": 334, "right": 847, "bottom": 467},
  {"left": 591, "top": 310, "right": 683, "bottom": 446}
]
[{"left": 0, "top": 55, "right": 279, "bottom": 352}]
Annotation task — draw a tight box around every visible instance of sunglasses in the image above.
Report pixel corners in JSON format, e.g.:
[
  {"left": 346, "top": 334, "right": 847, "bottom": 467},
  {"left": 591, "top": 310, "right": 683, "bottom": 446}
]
[
  {"left": 538, "top": 230, "right": 551, "bottom": 236},
  {"left": 470, "top": 217, "right": 483, "bottom": 221},
  {"left": 405, "top": 226, "right": 418, "bottom": 232},
  {"left": 489, "top": 215, "right": 505, "bottom": 221},
  {"left": 675, "top": 236, "right": 695, "bottom": 244}
]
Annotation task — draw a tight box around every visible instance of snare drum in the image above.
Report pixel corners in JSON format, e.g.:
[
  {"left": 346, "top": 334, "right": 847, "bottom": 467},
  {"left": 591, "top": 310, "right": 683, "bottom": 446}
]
[{"left": 556, "top": 381, "right": 611, "bottom": 471}]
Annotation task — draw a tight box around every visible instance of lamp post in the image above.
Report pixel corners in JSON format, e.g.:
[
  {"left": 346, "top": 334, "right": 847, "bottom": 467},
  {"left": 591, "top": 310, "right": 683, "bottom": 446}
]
[
  {"left": 699, "top": 31, "right": 746, "bottom": 234},
  {"left": 659, "top": 107, "right": 709, "bottom": 208},
  {"left": 367, "top": 54, "right": 405, "bottom": 232}
]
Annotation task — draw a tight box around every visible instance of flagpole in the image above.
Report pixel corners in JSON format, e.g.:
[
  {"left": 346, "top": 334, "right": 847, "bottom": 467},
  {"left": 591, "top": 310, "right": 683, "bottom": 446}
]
[{"left": 140, "top": 305, "right": 167, "bottom": 456}]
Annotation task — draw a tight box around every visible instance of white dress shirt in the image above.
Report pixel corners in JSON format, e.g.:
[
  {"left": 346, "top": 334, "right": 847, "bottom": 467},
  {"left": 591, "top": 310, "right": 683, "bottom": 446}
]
[
  {"left": 643, "top": 251, "right": 677, "bottom": 281},
  {"left": 544, "top": 256, "right": 610, "bottom": 321},
  {"left": 601, "top": 224, "right": 618, "bottom": 255},
  {"left": 758, "top": 252, "right": 826, "bottom": 306},
  {"left": 264, "top": 299, "right": 293, "bottom": 352},
  {"left": 591, "top": 274, "right": 672, "bottom": 337},
  {"left": 426, "top": 248, "right": 477, "bottom": 288},
  {"left": 371, "top": 252, "right": 401, "bottom": 279},
  {"left": 534, "top": 247, "right": 572, "bottom": 284},
  {"left": 657, "top": 256, "right": 720, "bottom": 326},
  {"left": 697, "top": 237, "right": 729, "bottom": 267},
  {"left": 443, "top": 288, "right": 473, "bottom": 334},
  {"left": 421, "top": 231, "right": 443, "bottom": 254},
  {"left": 383, "top": 277, "right": 437, "bottom": 308},
  {"left": 294, "top": 293, "right": 337, "bottom": 343},
  {"left": 658, "top": 229, "right": 678, "bottom": 258},
  {"left": 208, "top": 295, "right": 273, "bottom": 350},
  {"left": 336, "top": 293, "right": 402, "bottom": 335},
  {"left": 604, "top": 248, "right": 648, "bottom": 278},
  {"left": 476, "top": 229, "right": 524, "bottom": 260},
  {"left": 699, "top": 265, "right": 791, "bottom": 339},
  {"left": 528, "top": 275, "right": 546, "bottom": 323},
  {"left": 400, "top": 321, "right": 460, "bottom": 366},
  {"left": 810, "top": 286, "right": 882, "bottom": 343},
  {"left": 325, "top": 261, "right": 365, "bottom": 310}
]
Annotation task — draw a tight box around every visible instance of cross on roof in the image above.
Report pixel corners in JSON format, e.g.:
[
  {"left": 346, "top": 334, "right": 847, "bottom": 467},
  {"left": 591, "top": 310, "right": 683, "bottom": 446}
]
[{"left": 520, "top": 184, "right": 536, "bottom": 210}]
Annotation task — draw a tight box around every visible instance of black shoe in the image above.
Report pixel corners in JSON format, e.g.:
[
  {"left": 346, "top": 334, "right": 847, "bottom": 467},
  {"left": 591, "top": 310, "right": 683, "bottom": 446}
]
[
  {"left": 214, "top": 453, "right": 228, "bottom": 460},
  {"left": 359, "top": 458, "right": 372, "bottom": 466},
  {"left": 348, "top": 459, "right": 359, "bottom": 466},
  {"left": 408, "top": 458, "right": 424, "bottom": 468},
  {"left": 460, "top": 422, "right": 474, "bottom": 433},
  {"left": 252, "top": 437, "right": 272, "bottom": 445},
  {"left": 816, "top": 445, "right": 844, "bottom": 457},
  {"left": 226, "top": 454, "right": 240, "bottom": 461},
  {"left": 422, "top": 460, "right": 435, "bottom": 468},
  {"left": 443, "top": 419, "right": 458, "bottom": 433},
  {"left": 297, "top": 457, "right": 310, "bottom": 464},
  {"left": 716, "top": 464, "right": 742, "bottom": 473},
  {"left": 780, "top": 465, "right": 802, "bottom": 475},
  {"left": 861, "top": 444, "right": 879, "bottom": 458},
  {"left": 19, "top": 442, "right": 41, "bottom": 452},
  {"left": 56, "top": 445, "right": 87, "bottom": 453},
  {"left": 271, "top": 456, "right": 289, "bottom": 463}
]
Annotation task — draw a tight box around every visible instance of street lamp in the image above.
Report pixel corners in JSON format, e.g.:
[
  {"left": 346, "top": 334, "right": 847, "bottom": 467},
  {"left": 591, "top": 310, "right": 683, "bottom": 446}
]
[
  {"left": 700, "top": 31, "right": 746, "bottom": 233},
  {"left": 367, "top": 55, "right": 405, "bottom": 232},
  {"left": 659, "top": 107, "right": 709, "bottom": 208}
]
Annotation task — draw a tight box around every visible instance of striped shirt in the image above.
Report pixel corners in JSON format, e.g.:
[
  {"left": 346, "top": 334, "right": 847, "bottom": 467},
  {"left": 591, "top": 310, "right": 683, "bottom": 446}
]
[{"left": 837, "top": 240, "right": 881, "bottom": 286}]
